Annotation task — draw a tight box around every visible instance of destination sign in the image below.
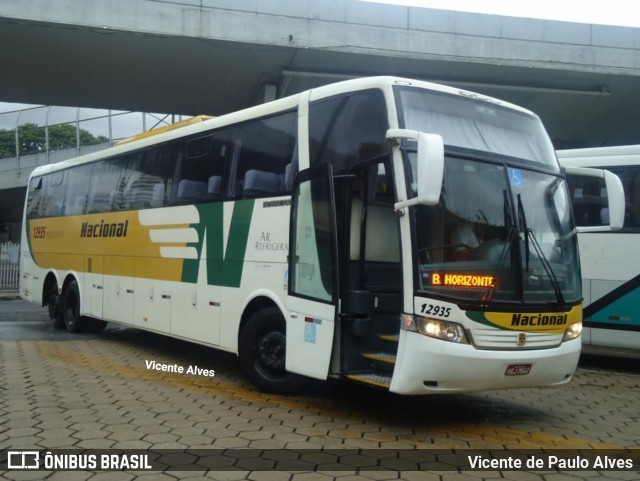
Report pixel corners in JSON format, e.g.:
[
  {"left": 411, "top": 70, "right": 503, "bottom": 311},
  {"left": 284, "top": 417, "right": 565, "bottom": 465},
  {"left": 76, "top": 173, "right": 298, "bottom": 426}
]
[{"left": 430, "top": 272, "right": 497, "bottom": 288}]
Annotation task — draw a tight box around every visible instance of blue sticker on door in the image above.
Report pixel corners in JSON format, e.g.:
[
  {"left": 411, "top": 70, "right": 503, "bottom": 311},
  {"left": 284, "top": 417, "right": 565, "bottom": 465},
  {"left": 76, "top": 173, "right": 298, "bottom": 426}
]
[{"left": 304, "top": 323, "right": 317, "bottom": 344}]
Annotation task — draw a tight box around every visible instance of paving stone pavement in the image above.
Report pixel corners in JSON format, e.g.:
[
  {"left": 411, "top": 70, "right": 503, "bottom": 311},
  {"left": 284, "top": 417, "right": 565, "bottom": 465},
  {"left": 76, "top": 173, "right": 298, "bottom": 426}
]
[{"left": 0, "top": 299, "right": 639, "bottom": 480}]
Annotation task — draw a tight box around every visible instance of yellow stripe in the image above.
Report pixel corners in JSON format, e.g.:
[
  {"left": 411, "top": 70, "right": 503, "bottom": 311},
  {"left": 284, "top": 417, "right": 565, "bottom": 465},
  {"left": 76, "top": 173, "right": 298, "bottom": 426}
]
[
  {"left": 379, "top": 334, "right": 399, "bottom": 342},
  {"left": 479, "top": 304, "right": 583, "bottom": 334},
  {"left": 345, "top": 374, "right": 391, "bottom": 388},
  {"left": 362, "top": 353, "right": 396, "bottom": 364},
  {"left": 29, "top": 211, "right": 188, "bottom": 281}
]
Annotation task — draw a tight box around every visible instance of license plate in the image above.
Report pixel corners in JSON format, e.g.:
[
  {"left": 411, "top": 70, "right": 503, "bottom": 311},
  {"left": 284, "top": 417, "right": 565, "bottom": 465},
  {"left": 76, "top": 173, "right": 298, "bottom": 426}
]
[{"left": 505, "top": 363, "right": 532, "bottom": 376}]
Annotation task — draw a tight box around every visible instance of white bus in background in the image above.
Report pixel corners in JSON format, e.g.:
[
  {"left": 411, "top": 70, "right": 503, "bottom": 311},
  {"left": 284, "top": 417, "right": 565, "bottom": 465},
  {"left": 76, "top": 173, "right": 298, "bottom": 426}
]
[
  {"left": 21, "top": 76, "right": 624, "bottom": 395},
  {"left": 558, "top": 145, "right": 639, "bottom": 353}
]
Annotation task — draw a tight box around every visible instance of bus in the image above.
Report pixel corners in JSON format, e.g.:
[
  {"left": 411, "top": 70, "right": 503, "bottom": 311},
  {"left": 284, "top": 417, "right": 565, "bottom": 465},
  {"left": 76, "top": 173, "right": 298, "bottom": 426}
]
[
  {"left": 558, "top": 145, "right": 639, "bottom": 353},
  {"left": 20, "top": 76, "right": 621, "bottom": 395}
]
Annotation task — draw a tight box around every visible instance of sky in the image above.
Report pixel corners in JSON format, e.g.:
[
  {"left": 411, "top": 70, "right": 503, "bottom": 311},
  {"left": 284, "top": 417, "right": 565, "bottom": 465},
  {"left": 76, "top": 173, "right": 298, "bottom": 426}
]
[{"left": 2, "top": 0, "right": 639, "bottom": 115}]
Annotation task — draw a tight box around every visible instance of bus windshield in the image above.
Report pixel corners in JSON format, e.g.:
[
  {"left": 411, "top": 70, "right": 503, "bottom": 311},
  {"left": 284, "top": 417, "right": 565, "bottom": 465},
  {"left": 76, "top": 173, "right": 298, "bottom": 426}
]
[
  {"left": 395, "top": 88, "right": 581, "bottom": 307},
  {"left": 395, "top": 87, "right": 558, "bottom": 168}
]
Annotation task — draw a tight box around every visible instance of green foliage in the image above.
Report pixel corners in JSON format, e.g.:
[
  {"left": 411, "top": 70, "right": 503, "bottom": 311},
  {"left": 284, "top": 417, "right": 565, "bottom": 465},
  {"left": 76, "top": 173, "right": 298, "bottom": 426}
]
[{"left": 0, "top": 122, "right": 109, "bottom": 158}]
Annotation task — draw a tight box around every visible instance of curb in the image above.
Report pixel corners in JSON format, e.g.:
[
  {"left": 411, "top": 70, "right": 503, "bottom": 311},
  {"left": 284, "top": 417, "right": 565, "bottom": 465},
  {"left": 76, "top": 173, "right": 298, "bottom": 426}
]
[{"left": 0, "top": 290, "right": 20, "bottom": 300}]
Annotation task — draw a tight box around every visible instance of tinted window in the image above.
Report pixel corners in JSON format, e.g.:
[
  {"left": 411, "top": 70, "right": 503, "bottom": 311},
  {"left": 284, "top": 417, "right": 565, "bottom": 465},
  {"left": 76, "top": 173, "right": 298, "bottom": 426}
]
[
  {"left": 309, "top": 90, "right": 389, "bottom": 174},
  {"left": 174, "top": 132, "right": 229, "bottom": 204},
  {"left": 227, "top": 111, "right": 297, "bottom": 199},
  {"left": 26, "top": 177, "right": 43, "bottom": 219},
  {"left": 63, "top": 164, "right": 92, "bottom": 216},
  {"left": 40, "top": 171, "right": 66, "bottom": 217},
  {"left": 116, "top": 146, "right": 176, "bottom": 210},
  {"left": 87, "top": 159, "right": 125, "bottom": 214},
  {"left": 395, "top": 87, "right": 557, "bottom": 168}
]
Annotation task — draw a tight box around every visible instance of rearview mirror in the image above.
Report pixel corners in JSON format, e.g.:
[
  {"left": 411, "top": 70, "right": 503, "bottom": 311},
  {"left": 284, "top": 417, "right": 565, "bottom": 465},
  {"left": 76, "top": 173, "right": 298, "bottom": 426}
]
[{"left": 386, "top": 129, "right": 444, "bottom": 209}]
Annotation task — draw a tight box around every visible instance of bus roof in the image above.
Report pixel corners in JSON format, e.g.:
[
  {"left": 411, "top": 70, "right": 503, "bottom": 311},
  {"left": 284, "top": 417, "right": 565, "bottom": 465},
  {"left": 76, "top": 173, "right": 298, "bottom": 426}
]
[
  {"left": 29, "top": 76, "right": 537, "bottom": 179},
  {"left": 557, "top": 145, "right": 640, "bottom": 168}
]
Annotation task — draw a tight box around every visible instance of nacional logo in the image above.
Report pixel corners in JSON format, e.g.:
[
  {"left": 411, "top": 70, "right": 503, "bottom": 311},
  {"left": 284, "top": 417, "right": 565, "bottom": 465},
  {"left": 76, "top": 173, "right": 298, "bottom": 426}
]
[
  {"left": 511, "top": 313, "right": 568, "bottom": 327},
  {"left": 80, "top": 220, "right": 129, "bottom": 238},
  {"left": 466, "top": 305, "right": 581, "bottom": 334}
]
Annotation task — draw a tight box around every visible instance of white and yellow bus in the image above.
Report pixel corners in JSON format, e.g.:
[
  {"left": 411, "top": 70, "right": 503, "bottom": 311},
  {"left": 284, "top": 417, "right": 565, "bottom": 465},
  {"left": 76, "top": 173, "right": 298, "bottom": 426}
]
[{"left": 20, "top": 77, "right": 619, "bottom": 394}]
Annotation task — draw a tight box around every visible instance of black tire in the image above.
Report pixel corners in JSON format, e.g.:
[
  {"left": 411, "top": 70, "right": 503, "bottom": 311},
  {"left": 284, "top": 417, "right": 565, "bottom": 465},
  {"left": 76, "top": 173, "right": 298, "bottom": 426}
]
[
  {"left": 47, "top": 282, "right": 64, "bottom": 329},
  {"left": 62, "top": 279, "right": 83, "bottom": 333},
  {"left": 238, "top": 307, "right": 307, "bottom": 394}
]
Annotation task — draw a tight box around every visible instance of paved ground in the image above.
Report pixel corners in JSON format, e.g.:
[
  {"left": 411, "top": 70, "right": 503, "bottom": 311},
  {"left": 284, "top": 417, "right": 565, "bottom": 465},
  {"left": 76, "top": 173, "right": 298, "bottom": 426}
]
[{"left": 0, "top": 297, "right": 639, "bottom": 480}]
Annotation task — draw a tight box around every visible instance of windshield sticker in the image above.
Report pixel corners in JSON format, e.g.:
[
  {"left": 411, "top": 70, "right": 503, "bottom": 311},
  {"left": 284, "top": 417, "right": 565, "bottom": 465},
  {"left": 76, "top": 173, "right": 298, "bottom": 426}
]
[{"left": 508, "top": 168, "right": 524, "bottom": 187}]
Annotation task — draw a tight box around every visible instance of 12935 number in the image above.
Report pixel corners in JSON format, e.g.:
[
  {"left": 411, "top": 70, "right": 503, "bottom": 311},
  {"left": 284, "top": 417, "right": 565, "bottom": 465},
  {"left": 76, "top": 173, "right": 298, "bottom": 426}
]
[{"left": 420, "top": 303, "right": 451, "bottom": 318}]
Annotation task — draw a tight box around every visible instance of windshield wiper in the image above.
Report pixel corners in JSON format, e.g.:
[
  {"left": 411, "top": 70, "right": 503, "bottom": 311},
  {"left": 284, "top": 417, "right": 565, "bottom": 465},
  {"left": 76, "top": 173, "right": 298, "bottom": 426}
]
[
  {"left": 481, "top": 190, "right": 517, "bottom": 307},
  {"left": 516, "top": 194, "right": 565, "bottom": 308},
  {"left": 517, "top": 194, "right": 530, "bottom": 272}
]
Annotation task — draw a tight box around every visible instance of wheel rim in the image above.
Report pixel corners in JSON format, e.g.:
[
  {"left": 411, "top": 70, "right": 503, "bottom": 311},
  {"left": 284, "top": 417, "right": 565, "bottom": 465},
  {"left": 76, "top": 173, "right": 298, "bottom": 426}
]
[{"left": 255, "top": 330, "right": 286, "bottom": 376}]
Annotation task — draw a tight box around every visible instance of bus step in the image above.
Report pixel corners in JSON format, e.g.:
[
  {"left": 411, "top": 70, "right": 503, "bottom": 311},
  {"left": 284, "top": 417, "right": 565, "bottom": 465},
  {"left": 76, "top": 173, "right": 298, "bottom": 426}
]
[
  {"left": 379, "top": 334, "right": 399, "bottom": 342},
  {"left": 346, "top": 373, "right": 391, "bottom": 389},
  {"left": 362, "top": 352, "right": 396, "bottom": 364}
]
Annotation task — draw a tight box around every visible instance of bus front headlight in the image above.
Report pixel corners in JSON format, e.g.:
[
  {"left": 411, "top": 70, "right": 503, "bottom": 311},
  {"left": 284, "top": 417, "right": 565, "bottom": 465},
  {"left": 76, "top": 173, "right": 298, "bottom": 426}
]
[
  {"left": 563, "top": 321, "right": 582, "bottom": 342},
  {"left": 403, "top": 314, "right": 469, "bottom": 344}
]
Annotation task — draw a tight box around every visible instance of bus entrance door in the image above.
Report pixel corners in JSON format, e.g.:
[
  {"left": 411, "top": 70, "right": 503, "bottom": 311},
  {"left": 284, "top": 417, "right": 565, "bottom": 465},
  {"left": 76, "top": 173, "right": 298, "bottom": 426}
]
[{"left": 286, "top": 164, "right": 338, "bottom": 380}]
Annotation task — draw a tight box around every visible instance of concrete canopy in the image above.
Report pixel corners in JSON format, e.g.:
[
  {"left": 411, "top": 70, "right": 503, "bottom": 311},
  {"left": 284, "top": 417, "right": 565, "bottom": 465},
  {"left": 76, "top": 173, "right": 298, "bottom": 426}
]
[{"left": 0, "top": 0, "right": 639, "bottom": 149}]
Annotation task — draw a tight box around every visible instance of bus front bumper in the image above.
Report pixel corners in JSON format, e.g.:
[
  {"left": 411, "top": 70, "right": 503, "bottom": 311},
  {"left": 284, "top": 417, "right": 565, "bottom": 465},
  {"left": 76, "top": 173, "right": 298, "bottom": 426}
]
[{"left": 389, "top": 330, "right": 581, "bottom": 395}]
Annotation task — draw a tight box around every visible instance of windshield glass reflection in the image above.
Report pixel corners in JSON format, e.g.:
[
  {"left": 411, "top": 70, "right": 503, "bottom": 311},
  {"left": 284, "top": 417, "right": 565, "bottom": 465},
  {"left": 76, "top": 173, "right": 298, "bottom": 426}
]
[{"left": 412, "top": 155, "right": 581, "bottom": 306}]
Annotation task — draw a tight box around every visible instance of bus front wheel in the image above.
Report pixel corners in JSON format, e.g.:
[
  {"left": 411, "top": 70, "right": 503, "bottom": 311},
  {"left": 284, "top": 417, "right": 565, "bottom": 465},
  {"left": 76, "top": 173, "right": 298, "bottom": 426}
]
[
  {"left": 238, "top": 307, "right": 306, "bottom": 394},
  {"left": 63, "top": 279, "right": 83, "bottom": 333}
]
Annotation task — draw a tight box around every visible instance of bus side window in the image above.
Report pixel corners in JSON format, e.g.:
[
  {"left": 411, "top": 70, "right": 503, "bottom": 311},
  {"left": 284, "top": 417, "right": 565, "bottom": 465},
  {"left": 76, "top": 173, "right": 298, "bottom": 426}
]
[
  {"left": 173, "top": 132, "right": 228, "bottom": 204},
  {"left": 26, "top": 177, "right": 43, "bottom": 219},
  {"left": 309, "top": 89, "right": 389, "bottom": 174},
  {"left": 87, "top": 159, "right": 125, "bottom": 214},
  {"left": 40, "top": 171, "right": 66, "bottom": 218},
  {"left": 63, "top": 164, "right": 92, "bottom": 216},
  {"left": 115, "top": 146, "right": 176, "bottom": 210},
  {"left": 140, "top": 142, "right": 178, "bottom": 208},
  {"left": 629, "top": 171, "right": 640, "bottom": 228},
  {"left": 614, "top": 168, "right": 640, "bottom": 229},
  {"left": 227, "top": 110, "right": 297, "bottom": 199}
]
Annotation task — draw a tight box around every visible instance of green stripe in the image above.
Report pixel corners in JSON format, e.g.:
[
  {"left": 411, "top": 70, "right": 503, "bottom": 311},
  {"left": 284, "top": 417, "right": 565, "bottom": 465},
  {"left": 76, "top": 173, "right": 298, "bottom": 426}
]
[
  {"left": 181, "top": 200, "right": 255, "bottom": 288},
  {"left": 180, "top": 204, "right": 214, "bottom": 284}
]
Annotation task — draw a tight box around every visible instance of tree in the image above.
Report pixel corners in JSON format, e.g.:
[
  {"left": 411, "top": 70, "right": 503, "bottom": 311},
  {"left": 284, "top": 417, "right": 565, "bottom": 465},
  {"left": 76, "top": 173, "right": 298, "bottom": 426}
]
[{"left": 0, "top": 122, "right": 109, "bottom": 159}]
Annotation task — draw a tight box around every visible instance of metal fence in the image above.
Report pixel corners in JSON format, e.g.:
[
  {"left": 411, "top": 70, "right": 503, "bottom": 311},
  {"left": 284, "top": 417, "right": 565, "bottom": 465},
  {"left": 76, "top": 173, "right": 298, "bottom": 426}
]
[
  {"left": 0, "top": 242, "right": 20, "bottom": 291},
  {"left": 0, "top": 104, "right": 191, "bottom": 163}
]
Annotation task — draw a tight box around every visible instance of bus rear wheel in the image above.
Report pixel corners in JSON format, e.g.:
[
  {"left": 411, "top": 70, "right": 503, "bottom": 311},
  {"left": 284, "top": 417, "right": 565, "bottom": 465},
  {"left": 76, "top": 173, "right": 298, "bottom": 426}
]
[
  {"left": 238, "top": 307, "right": 306, "bottom": 394},
  {"left": 47, "top": 283, "right": 64, "bottom": 329},
  {"left": 63, "top": 279, "right": 83, "bottom": 333}
]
